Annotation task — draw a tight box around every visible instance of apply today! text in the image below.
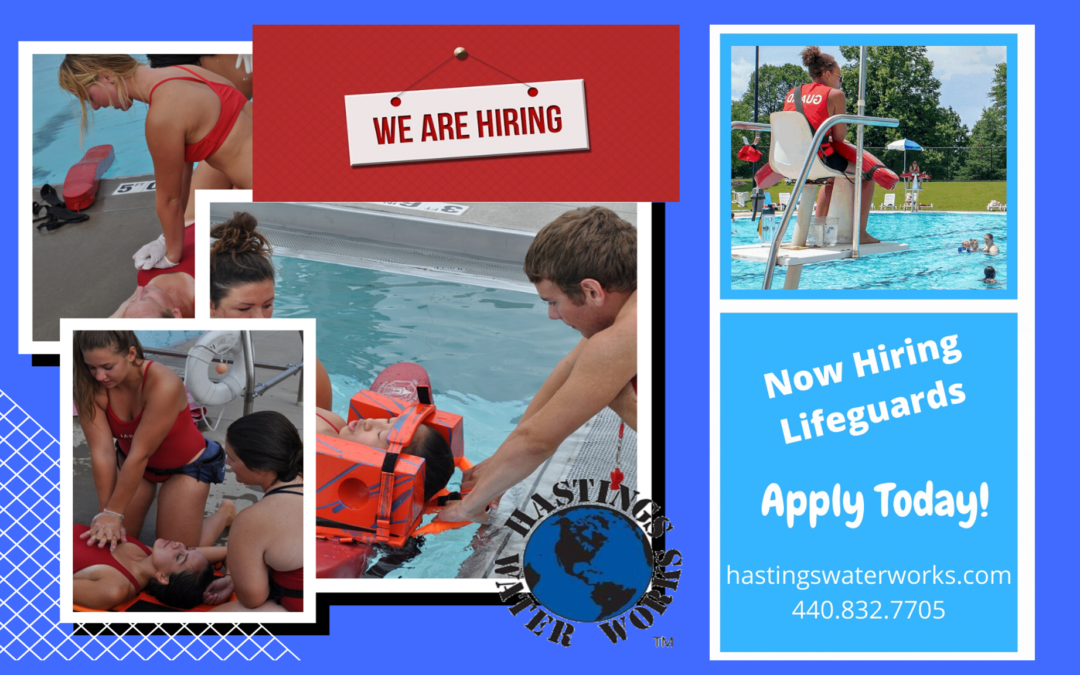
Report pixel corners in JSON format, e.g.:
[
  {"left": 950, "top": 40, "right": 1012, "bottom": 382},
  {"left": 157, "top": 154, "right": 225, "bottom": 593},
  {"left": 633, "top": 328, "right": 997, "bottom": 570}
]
[{"left": 757, "top": 333, "right": 989, "bottom": 530}]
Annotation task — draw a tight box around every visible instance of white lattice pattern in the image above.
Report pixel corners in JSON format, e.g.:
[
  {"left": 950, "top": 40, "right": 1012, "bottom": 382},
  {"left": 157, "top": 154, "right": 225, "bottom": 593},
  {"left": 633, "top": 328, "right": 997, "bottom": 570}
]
[{"left": 0, "top": 390, "right": 298, "bottom": 660}]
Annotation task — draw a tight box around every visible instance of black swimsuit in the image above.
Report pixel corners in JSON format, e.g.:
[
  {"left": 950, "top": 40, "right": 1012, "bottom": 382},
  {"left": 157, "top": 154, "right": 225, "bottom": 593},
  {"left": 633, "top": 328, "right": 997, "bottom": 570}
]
[
  {"left": 264, "top": 483, "right": 304, "bottom": 498},
  {"left": 263, "top": 483, "right": 304, "bottom": 609}
]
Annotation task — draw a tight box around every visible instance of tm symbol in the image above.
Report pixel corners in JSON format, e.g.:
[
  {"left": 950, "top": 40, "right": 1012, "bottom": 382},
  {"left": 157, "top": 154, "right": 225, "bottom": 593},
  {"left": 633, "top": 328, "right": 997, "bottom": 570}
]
[{"left": 653, "top": 637, "right": 674, "bottom": 648}]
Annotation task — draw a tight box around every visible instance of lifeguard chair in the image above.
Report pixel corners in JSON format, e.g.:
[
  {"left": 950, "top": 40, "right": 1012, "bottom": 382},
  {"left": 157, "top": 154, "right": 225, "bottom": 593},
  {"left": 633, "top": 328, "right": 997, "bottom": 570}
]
[{"left": 730, "top": 47, "right": 910, "bottom": 289}]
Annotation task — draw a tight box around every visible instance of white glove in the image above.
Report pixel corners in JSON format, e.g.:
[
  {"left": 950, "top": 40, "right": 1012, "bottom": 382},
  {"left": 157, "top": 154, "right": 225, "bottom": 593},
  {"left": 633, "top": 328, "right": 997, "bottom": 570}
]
[
  {"left": 133, "top": 234, "right": 179, "bottom": 270},
  {"left": 236, "top": 54, "right": 253, "bottom": 74}
]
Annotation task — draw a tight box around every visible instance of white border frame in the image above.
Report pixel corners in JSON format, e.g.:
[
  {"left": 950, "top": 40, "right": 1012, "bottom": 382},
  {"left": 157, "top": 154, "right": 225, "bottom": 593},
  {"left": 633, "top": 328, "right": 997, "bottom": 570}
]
[
  {"left": 60, "top": 317, "right": 316, "bottom": 624},
  {"left": 18, "top": 41, "right": 252, "bottom": 355},
  {"left": 198, "top": 191, "right": 654, "bottom": 594},
  {"left": 710, "top": 25, "right": 1035, "bottom": 660}
]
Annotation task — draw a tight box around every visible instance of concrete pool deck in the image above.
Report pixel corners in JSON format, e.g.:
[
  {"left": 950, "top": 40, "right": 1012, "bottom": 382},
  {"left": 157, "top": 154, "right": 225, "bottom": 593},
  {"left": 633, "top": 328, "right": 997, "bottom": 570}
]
[{"left": 32, "top": 173, "right": 167, "bottom": 342}]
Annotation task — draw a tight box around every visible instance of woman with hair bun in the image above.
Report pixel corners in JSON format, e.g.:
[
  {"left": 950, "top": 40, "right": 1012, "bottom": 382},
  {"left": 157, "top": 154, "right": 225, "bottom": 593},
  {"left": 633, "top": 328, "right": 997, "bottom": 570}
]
[
  {"left": 208, "top": 411, "right": 304, "bottom": 612},
  {"left": 784, "top": 47, "right": 880, "bottom": 244},
  {"left": 210, "top": 212, "right": 276, "bottom": 318},
  {"left": 58, "top": 55, "right": 252, "bottom": 270}
]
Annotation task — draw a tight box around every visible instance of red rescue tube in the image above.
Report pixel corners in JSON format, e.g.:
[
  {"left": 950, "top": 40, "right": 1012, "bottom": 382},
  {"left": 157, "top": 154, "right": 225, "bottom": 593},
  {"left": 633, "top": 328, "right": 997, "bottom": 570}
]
[
  {"left": 754, "top": 162, "right": 784, "bottom": 190},
  {"left": 831, "top": 141, "right": 899, "bottom": 190},
  {"left": 370, "top": 361, "right": 430, "bottom": 403},
  {"left": 316, "top": 538, "right": 375, "bottom": 578},
  {"left": 62, "top": 145, "right": 114, "bottom": 211},
  {"left": 751, "top": 143, "right": 898, "bottom": 191}
]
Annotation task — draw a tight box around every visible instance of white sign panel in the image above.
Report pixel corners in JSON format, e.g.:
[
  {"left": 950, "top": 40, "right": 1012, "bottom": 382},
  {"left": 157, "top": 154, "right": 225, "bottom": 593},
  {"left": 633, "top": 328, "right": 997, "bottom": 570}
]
[
  {"left": 345, "top": 79, "right": 589, "bottom": 166},
  {"left": 379, "top": 202, "right": 470, "bottom": 215},
  {"left": 111, "top": 180, "right": 156, "bottom": 195}
]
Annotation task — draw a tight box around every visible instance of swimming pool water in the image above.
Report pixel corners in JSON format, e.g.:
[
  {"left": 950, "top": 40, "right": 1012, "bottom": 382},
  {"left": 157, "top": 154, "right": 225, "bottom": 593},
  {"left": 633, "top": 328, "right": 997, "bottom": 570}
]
[
  {"left": 135, "top": 330, "right": 206, "bottom": 349},
  {"left": 731, "top": 212, "right": 1008, "bottom": 290},
  {"left": 272, "top": 255, "right": 582, "bottom": 578},
  {"left": 33, "top": 54, "right": 155, "bottom": 185}
]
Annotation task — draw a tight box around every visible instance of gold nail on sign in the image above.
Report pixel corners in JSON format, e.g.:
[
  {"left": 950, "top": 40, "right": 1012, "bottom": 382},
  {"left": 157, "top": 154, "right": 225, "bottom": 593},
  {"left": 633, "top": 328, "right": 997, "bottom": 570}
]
[{"left": 454, "top": 47, "right": 468, "bottom": 60}]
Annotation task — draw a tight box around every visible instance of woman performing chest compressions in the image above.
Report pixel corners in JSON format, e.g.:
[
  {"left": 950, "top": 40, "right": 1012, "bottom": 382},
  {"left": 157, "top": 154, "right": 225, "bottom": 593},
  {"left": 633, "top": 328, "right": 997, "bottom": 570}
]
[
  {"left": 58, "top": 55, "right": 252, "bottom": 271},
  {"left": 147, "top": 54, "right": 253, "bottom": 227},
  {"left": 110, "top": 223, "right": 196, "bottom": 319},
  {"left": 75, "top": 331, "right": 228, "bottom": 550}
]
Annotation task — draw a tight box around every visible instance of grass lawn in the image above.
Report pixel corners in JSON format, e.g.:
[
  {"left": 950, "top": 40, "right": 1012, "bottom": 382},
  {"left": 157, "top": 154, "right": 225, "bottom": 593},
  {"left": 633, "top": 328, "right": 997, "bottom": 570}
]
[{"left": 731, "top": 180, "right": 1007, "bottom": 213}]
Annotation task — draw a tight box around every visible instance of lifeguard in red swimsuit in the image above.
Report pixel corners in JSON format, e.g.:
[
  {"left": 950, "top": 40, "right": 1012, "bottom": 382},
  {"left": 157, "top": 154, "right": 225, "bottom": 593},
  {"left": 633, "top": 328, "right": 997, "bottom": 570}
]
[
  {"left": 74, "top": 331, "right": 226, "bottom": 550},
  {"left": 58, "top": 55, "right": 252, "bottom": 270},
  {"left": 784, "top": 47, "right": 881, "bottom": 244}
]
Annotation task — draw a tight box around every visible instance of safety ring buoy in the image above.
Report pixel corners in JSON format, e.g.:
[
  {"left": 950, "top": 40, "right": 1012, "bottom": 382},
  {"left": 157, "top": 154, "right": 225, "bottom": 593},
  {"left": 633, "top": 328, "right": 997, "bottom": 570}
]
[{"left": 185, "top": 331, "right": 246, "bottom": 407}]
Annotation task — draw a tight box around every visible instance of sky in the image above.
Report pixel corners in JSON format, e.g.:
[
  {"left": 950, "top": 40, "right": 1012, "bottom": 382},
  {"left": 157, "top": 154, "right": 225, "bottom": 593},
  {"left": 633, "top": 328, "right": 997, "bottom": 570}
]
[{"left": 730, "top": 45, "right": 1007, "bottom": 131}]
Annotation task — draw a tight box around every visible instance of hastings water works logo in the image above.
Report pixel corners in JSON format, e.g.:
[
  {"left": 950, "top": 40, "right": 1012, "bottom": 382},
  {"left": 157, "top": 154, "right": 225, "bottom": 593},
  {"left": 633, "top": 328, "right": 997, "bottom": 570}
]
[{"left": 495, "top": 479, "right": 681, "bottom": 646}]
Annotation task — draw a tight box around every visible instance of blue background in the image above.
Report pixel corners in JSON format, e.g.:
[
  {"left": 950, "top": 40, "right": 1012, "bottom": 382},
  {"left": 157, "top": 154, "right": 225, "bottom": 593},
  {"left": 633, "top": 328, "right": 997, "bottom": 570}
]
[
  {"left": 721, "top": 314, "right": 1017, "bottom": 651},
  {"left": 718, "top": 33, "right": 1018, "bottom": 299},
  {"left": 4, "top": 5, "right": 1074, "bottom": 673}
]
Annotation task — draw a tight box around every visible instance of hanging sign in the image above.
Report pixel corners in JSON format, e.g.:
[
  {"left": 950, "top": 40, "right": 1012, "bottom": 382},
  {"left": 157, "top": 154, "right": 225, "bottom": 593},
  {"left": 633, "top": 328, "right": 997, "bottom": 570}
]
[{"left": 344, "top": 80, "right": 589, "bottom": 166}]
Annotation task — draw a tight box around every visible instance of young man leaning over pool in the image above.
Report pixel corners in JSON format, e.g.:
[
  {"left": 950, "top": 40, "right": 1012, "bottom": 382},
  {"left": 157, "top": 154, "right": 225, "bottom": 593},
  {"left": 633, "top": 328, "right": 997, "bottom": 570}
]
[{"left": 435, "top": 207, "right": 637, "bottom": 525}]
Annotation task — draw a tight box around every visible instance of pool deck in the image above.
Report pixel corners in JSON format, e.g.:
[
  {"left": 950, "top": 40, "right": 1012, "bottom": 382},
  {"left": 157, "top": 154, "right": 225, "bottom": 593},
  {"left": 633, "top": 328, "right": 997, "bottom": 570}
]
[
  {"left": 32, "top": 173, "right": 164, "bottom": 342},
  {"left": 331, "top": 202, "right": 639, "bottom": 233},
  {"left": 72, "top": 330, "right": 306, "bottom": 546},
  {"left": 733, "top": 241, "right": 909, "bottom": 265}
]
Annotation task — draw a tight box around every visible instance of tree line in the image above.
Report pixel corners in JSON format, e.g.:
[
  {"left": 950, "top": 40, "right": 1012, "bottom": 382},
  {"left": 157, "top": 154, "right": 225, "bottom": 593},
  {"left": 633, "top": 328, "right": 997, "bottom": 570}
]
[{"left": 731, "top": 47, "right": 1006, "bottom": 182}]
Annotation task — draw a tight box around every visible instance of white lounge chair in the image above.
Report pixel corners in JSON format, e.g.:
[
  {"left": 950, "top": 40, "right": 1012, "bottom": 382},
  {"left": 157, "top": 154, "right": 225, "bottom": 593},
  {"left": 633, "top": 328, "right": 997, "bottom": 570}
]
[
  {"left": 733, "top": 191, "right": 749, "bottom": 208},
  {"left": 880, "top": 193, "right": 897, "bottom": 210},
  {"left": 987, "top": 200, "right": 1004, "bottom": 211},
  {"left": 777, "top": 192, "right": 791, "bottom": 212},
  {"left": 903, "top": 192, "right": 915, "bottom": 211}
]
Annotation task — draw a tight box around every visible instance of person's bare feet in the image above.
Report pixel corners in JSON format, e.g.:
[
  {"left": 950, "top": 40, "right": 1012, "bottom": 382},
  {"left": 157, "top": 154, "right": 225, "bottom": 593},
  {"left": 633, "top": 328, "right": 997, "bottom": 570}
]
[{"left": 860, "top": 234, "right": 881, "bottom": 244}]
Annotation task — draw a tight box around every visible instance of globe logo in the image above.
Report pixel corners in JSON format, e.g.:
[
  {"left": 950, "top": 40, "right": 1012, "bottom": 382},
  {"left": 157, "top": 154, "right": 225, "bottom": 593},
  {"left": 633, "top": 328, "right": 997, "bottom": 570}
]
[{"left": 522, "top": 504, "right": 654, "bottom": 623}]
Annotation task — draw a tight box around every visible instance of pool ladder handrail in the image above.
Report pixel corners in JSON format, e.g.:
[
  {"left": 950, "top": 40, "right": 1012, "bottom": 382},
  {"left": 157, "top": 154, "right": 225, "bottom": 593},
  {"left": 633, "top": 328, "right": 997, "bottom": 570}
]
[
  {"left": 732, "top": 114, "right": 898, "bottom": 289},
  {"left": 144, "top": 330, "right": 305, "bottom": 416}
]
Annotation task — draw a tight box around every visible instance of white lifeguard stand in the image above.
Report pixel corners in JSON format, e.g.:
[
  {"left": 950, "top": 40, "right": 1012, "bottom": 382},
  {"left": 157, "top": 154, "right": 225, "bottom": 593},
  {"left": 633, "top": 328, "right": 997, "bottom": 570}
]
[
  {"left": 887, "top": 138, "right": 929, "bottom": 212},
  {"left": 731, "top": 47, "right": 909, "bottom": 289}
]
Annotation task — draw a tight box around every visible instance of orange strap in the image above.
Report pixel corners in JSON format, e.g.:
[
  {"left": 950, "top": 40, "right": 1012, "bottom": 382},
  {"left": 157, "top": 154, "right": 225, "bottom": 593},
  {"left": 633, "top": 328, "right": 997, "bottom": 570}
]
[{"left": 415, "top": 456, "right": 476, "bottom": 535}]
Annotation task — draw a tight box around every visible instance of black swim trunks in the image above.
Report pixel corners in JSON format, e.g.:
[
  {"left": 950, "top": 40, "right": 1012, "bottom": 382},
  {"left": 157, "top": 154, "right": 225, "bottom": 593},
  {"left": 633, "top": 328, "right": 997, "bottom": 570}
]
[
  {"left": 115, "top": 438, "right": 226, "bottom": 484},
  {"left": 823, "top": 151, "right": 849, "bottom": 173}
]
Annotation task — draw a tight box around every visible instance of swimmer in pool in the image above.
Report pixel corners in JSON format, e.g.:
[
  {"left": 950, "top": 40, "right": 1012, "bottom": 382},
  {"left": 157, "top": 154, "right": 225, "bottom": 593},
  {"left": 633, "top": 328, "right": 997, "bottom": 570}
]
[
  {"left": 436, "top": 206, "right": 637, "bottom": 526},
  {"left": 982, "top": 266, "right": 998, "bottom": 285},
  {"left": 982, "top": 233, "right": 1000, "bottom": 255}
]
